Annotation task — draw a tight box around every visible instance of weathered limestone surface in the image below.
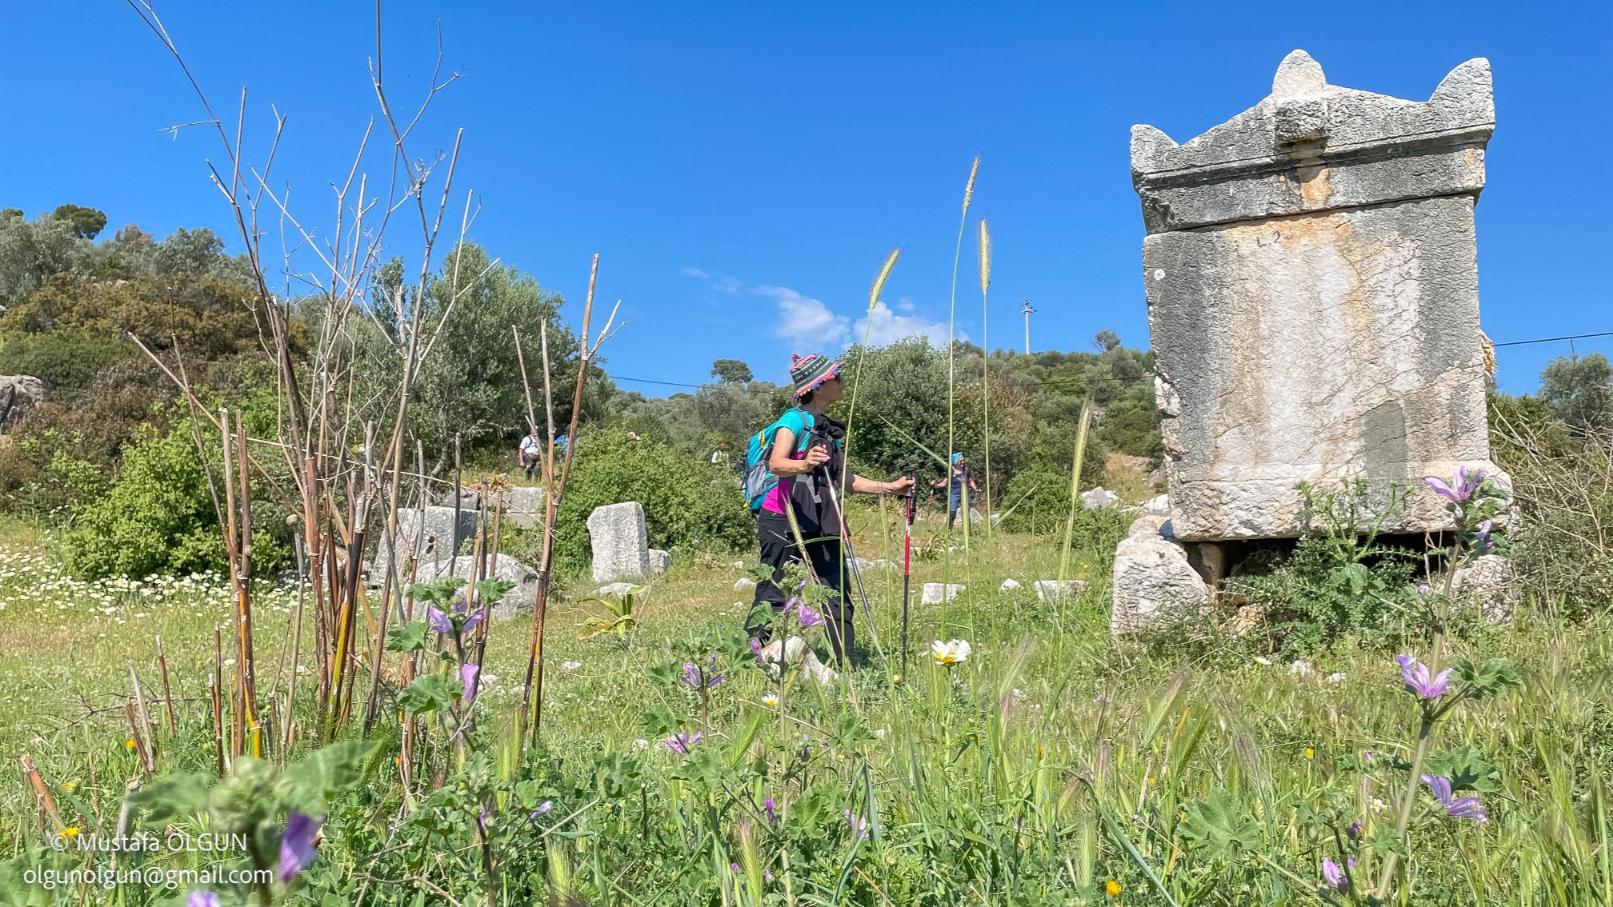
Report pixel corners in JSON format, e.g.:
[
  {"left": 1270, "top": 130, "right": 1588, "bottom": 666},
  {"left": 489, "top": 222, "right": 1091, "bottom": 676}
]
[
  {"left": 1034, "top": 579, "right": 1088, "bottom": 601},
  {"left": 376, "top": 506, "right": 479, "bottom": 580},
  {"left": 587, "top": 502, "right": 650, "bottom": 583},
  {"left": 921, "top": 583, "right": 965, "bottom": 604},
  {"left": 1452, "top": 554, "right": 1517, "bottom": 624},
  {"left": 1111, "top": 519, "right": 1209, "bottom": 635},
  {"left": 648, "top": 549, "right": 671, "bottom": 575},
  {"left": 1132, "top": 50, "right": 1505, "bottom": 542},
  {"left": 1080, "top": 487, "right": 1120, "bottom": 510},
  {"left": 0, "top": 376, "right": 46, "bottom": 426},
  {"left": 419, "top": 554, "right": 538, "bottom": 615},
  {"left": 437, "top": 487, "right": 547, "bottom": 530}
]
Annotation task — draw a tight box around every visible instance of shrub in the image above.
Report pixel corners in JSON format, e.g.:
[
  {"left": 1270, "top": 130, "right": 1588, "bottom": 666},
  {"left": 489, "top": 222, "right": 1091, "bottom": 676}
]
[
  {"left": 59, "top": 417, "right": 291, "bottom": 580},
  {"left": 532, "top": 431, "right": 754, "bottom": 575},
  {"left": 1231, "top": 479, "right": 1421, "bottom": 656}
]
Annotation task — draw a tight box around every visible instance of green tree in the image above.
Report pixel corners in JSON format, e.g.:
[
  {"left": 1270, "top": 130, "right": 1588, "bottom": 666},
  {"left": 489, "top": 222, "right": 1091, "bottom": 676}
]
[
  {"left": 710, "top": 358, "right": 754, "bottom": 383},
  {"left": 51, "top": 204, "right": 108, "bottom": 240},
  {"left": 348, "top": 243, "right": 604, "bottom": 467},
  {"left": 1540, "top": 353, "right": 1613, "bottom": 435}
]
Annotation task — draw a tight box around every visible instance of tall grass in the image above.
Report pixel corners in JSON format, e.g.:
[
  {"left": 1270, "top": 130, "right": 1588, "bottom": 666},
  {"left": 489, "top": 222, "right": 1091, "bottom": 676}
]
[
  {"left": 946, "top": 156, "right": 980, "bottom": 556},
  {"left": 978, "top": 218, "right": 993, "bottom": 541}
]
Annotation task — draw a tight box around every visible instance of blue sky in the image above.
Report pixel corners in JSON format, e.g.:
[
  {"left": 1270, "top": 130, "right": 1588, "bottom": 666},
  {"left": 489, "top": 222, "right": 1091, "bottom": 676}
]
[{"left": 3, "top": 1, "right": 1609, "bottom": 395}]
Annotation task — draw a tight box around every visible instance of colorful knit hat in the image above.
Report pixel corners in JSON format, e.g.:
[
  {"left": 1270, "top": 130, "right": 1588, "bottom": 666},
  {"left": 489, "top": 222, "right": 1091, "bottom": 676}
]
[{"left": 790, "top": 352, "right": 843, "bottom": 398}]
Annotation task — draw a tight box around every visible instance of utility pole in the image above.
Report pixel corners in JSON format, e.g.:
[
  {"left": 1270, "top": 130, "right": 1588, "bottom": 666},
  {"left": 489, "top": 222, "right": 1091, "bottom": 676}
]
[{"left": 1021, "top": 300, "right": 1035, "bottom": 354}]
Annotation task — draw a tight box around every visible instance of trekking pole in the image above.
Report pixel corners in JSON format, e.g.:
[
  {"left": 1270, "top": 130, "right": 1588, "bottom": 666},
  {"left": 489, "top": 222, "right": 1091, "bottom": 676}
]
[
  {"left": 819, "top": 465, "right": 882, "bottom": 662},
  {"left": 899, "top": 477, "right": 916, "bottom": 681}
]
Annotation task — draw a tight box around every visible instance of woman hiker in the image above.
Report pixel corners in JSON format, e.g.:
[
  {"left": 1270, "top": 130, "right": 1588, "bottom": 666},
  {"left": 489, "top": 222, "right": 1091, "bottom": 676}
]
[
  {"left": 745, "top": 352, "right": 913, "bottom": 666},
  {"left": 932, "top": 451, "right": 979, "bottom": 531}
]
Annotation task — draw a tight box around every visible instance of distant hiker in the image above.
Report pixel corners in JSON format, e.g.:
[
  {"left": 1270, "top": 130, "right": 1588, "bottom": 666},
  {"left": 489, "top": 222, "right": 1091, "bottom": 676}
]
[
  {"left": 518, "top": 428, "right": 543, "bottom": 480},
  {"left": 742, "top": 352, "right": 914, "bottom": 665},
  {"left": 932, "top": 452, "right": 979, "bottom": 530},
  {"left": 555, "top": 433, "right": 571, "bottom": 455},
  {"left": 625, "top": 431, "right": 642, "bottom": 443},
  {"left": 710, "top": 442, "right": 731, "bottom": 469}
]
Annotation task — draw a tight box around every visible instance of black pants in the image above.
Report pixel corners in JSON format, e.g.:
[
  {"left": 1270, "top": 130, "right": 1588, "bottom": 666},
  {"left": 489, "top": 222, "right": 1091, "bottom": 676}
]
[{"left": 747, "top": 510, "right": 854, "bottom": 662}]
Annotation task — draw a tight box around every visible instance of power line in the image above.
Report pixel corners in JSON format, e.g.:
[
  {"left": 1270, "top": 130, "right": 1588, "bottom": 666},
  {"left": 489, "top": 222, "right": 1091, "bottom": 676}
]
[
  {"left": 611, "top": 329, "right": 1613, "bottom": 396},
  {"left": 1491, "top": 330, "right": 1613, "bottom": 348}
]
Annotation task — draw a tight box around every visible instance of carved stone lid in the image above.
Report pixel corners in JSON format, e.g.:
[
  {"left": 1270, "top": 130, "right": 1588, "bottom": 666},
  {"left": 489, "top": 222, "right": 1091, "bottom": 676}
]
[{"left": 1131, "top": 50, "right": 1494, "bottom": 181}]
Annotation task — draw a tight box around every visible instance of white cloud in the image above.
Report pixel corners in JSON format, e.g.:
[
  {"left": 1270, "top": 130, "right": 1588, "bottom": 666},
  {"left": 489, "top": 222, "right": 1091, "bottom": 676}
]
[
  {"left": 680, "top": 266, "right": 742, "bottom": 295},
  {"left": 756, "top": 285, "right": 850, "bottom": 348},
  {"left": 852, "top": 300, "right": 955, "bottom": 347}
]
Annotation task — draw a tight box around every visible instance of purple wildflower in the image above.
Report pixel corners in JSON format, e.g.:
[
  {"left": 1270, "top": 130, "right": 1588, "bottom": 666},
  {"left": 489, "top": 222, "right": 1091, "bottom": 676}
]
[
  {"left": 1093, "top": 693, "right": 1112, "bottom": 705},
  {"left": 731, "top": 862, "right": 741, "bottom": 874},
  {"left": 528, "top": 800, "right": 552, "bottom": 822},
  {"left": 844, "top": 810, "right": 869, "bottom": 840},
  {"left": 796, "top": 604, "right": 825, "bottom": 629},
  {"left": 750, "top": 637, "right": 765, "bottom": 660},
  {"left": 1321, "top": 857, "right": 1355, "bottom": 891},
  {"left": 1396, "top": 654, "right": 1452, "bottom": 700},
  {"left": 1473, "top": 519, "right": 1494, "bottom": 553},
  {"left": 463, "top": 607, "right": 484, "bottom": 634},
  {"left": 1422, "top": 774, "right": 1488, "bottom": 823},
  {"left": 662, "top": 731, "right": 702, "bottom": 755},
  {"left": 681, "top": 662, "right": 702, "bottom": 688},
  {"left": 763, "top": 797, "right": 778, "bottom": 823},
  {"left": 764, "top": 868, "right": 774, "bottom": 883},
  {"left": 1424, "top": 465, "right": 1486, "bottom": 504},
  {"left": 426, "top": 606, "right": 453, "bottom": 635},
  {"left": 187, "top": 893, "right": 220, "bottom": 907},
  {"left": 277, "top": 812, "right": 323, "bottom": 882},
  {"left": 461, "top": 662, "right": 480, "bottom": 706},
  {"left": 1346, "top": 819, "right": 1362, "bottom": 840}
]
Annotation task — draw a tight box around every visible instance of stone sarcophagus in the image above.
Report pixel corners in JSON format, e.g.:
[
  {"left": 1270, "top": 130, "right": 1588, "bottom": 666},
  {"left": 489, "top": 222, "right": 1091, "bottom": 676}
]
[{"left": 1132, "top": 50, "right": 1504, "bottom": 543}]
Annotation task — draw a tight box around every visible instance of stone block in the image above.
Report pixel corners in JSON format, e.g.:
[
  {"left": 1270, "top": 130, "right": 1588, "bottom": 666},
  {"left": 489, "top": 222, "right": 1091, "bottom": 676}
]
[
  {"left": 1080, "top": 487, "right": 1120, "bottom": 510},
  {"left": 1139, "top": 495, "right": 1170, "bottom": 517},
  {"left": 1111, "top": 523, "right": 1210, "bottom": 636},
  {"left": 0, "top": 375, "right": 47, "bottom": 426},
  {"left": 920, "top": 583, "right": 965, "bottom": 604},
  {"left": 587, "top": 502, "right": 650, "bottom": 583},
  {"left": 1033, "top": 579, "right": 1088, "bottom": 601},
  {"left": 648, "top": 549, "right": 671, "bottom": 575},
  {"left": 502, "top": 486, "right": 547, "bottom": 530},
  {"left": 1131, "top": 50, "right": 1505, "bottom": 543},
  {"left": 416, "top": 554, "right": 538, "bottom": 615},
  {"left": 1452, "top": 554, "right": 1517, "bottom": 623},
  {"left": 734, "top": 577, "right": 756, "bottom": 592},
  {"left": 375, "top": 506, "right": 478, "bottom": 581},
  {"left": 999, "top": 578, "right": 1022, "bottom": 592}
]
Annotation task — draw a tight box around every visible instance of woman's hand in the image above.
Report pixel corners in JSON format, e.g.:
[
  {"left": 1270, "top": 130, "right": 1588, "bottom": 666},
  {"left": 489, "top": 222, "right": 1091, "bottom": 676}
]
[{"left": 803, "top": 446, "right": 832, "bottom": 470}]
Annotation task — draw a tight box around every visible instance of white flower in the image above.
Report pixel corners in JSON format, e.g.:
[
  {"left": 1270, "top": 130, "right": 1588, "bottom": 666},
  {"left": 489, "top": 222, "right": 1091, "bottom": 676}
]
[
  {"left": 930, "top": 639, "right": 972, "bottom": 667},
  {"left": 1325, "top": 672, "right": 1348, "bottom": 684},
  {"left": 761, "top": 693, "right": 780, "bottom": 709},
  {"left": 561, "top": 660, "right": 582, "bottom": 673},
  {"left": 1289, "top": 659, "right": 1313, "bottom": 677}
]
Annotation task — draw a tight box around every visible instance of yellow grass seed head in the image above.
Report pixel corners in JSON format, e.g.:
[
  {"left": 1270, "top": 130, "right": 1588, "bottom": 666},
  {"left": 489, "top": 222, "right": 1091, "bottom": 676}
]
[
  {"left": 962, "top": 156, "right": 981, "bottom": 214},
  {"left": 978, "top": 219, "right": 991, "bottom": 295},
  {"left": 869, "top": 248, "right": 901, "bottom": 313}
]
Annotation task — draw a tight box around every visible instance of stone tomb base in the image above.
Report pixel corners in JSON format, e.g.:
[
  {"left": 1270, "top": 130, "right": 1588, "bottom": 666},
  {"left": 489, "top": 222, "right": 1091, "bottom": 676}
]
[{"left": 1110, "top": 514, "right": 1518, "bottom": 637}]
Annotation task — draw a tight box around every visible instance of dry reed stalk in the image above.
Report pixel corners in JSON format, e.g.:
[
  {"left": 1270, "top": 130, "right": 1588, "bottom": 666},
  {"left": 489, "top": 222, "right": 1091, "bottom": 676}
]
[
  {"left": 978, "top": 218, "right": 994, "bottom": 538},
  {"left": 212, "top": 628, "right": 226, "bottom": 774},
  {"left": 128, "top": 665, "right": 158, "bottom": 760},
  {"left": 125, "top": 705, "right": 155, "bottom": 776},
  {"left": 1057, "top": 398, "right": 1096, "bottom": 584},
  {"left": 839, "top": 247, "right": 901, "bottom": 506},
  {"left": 947, "top": 156, "right": 981, "bottom": 556},
  {"left": 521, "top": 254, "right": 600, "bottom": 746},
  {"left": 20, "top": 755, "right": 64, "bottom": 829},
  {"left": 155, "top": 637, "right": 178, "bottom": 737}
]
